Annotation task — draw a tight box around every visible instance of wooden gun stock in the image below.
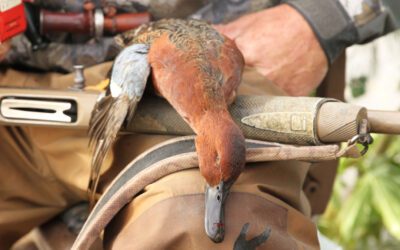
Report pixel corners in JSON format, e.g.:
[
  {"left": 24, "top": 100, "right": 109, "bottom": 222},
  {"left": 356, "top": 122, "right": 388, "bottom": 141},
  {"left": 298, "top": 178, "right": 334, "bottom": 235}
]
[{"left": 103, "top": 13, "right": 150, "bottom": 34}]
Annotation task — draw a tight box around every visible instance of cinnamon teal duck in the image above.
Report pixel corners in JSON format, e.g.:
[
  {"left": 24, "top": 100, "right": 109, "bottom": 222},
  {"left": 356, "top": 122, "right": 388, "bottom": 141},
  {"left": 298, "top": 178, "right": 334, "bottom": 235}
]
[{"left": 88, "top": 19, "right": 245, "bottom": 243}]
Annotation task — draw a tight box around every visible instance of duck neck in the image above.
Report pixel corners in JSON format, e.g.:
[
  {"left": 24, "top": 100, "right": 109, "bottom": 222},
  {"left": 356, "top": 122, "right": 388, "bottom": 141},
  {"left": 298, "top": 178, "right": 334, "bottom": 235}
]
[{"left": 196, "top": 109, "right": 237, "bottom": 136}]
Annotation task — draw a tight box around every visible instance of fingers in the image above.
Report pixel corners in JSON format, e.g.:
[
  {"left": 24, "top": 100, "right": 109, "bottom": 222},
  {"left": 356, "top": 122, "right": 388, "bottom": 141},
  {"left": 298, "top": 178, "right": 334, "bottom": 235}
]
[{"left": 213, "top": 24, "right": 236, "bottom": 40}]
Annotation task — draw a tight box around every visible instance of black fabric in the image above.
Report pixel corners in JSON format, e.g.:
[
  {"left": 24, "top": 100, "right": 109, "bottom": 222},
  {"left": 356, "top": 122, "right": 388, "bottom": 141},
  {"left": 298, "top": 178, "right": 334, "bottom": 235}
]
[
  {"left": 285, "top": 0, "right": 358, "bottom": 64},
  {"left": 382, "top": 0, "right": 400, "bottom": 31}
]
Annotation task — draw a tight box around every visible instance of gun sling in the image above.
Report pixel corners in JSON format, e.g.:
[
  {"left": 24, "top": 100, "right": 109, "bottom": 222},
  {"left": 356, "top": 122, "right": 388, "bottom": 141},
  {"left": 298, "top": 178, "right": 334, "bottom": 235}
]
[{"left": 72, "top": 136, "right": 361, "bottom": 250}]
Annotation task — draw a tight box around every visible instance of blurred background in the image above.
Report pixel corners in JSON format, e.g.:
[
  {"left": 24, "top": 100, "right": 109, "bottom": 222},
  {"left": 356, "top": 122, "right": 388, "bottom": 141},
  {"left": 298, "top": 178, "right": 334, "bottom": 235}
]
[{"left": 317, "top": 30, "right": 400, "bottom": 250}]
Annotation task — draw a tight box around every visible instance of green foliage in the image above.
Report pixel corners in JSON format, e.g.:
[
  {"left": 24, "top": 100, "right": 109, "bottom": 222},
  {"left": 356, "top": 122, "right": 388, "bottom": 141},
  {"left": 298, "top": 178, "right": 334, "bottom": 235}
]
[
  {"left": 318, "top": 135, "right": 400, "bottom": 249},
  {"left": 350, "top": 76, "right": 367, "bottom": 98}
]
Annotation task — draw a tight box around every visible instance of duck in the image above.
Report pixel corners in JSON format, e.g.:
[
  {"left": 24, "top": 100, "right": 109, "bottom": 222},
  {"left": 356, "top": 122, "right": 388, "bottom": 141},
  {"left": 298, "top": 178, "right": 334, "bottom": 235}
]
[{"left": 88, "top": 18, "right": 246, "bottom": 243}]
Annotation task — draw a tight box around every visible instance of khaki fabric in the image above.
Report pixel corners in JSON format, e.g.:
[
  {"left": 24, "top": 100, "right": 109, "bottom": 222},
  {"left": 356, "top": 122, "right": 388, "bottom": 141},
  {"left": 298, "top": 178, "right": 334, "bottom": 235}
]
[
  {"left": 104, "top": 162, "right": 318, "bottom": 250},
  {"left": 0, "top": 64, "right": 113, "bottom": 248},
  {"left": 0, "top": 126, "right": 90, "bottom": 248},
  {"left": 0, "top": 64, "right": 320, "bottom": 249}
]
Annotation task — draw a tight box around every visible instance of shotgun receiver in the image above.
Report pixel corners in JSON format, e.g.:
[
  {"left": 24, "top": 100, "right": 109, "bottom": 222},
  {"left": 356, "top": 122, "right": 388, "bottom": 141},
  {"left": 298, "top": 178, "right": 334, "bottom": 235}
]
[{"left": 0, "top": 87, "right": 399, "bottom": 145}]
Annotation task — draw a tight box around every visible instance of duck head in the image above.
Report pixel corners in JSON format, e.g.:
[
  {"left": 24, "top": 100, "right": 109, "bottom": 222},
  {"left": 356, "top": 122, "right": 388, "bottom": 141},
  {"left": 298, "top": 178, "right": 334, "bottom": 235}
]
[{"left": 195, "top": 114, "right": 246, "bottom": 242}]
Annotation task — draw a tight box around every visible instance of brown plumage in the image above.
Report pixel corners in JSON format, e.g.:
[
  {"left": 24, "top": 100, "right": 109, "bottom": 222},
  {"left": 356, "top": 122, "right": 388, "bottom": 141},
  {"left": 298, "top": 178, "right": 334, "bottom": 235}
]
[{"left": 89, "top": 19, "right": 245, "bottom": 242}]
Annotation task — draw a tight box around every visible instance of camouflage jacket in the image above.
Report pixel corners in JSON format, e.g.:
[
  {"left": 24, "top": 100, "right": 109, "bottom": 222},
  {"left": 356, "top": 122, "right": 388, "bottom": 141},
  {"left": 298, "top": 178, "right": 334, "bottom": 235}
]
[
  {"left": 193, "top": 0, "right": 400, "bottom": 63},
  {"left": 285, "top": 0, "right": 400, "bottom": 63},
  {"left": 2, "top": 0, "right": 399, "bottom": 72}
]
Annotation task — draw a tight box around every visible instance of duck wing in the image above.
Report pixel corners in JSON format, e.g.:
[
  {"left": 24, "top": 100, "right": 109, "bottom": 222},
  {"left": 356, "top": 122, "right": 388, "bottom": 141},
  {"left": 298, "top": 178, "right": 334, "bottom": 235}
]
[{"left": 88, "top": 44, "right": 151, "bottom": 207}]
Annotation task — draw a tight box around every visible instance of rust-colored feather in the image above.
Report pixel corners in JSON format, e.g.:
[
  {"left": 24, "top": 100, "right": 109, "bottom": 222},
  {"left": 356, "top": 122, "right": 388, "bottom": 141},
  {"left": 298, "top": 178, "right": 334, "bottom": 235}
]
[
  {"left": 88, "top": 19, "right": 244, "bottom": 214},
  {"left": 111, "top": 19, "right": 245, "bottom": 242}
]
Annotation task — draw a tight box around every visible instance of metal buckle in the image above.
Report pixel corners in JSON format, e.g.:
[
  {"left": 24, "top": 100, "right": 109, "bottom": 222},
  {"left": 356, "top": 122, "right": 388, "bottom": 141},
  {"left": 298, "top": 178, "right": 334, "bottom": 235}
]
[{"left": 348, "top": 119, "right": 373, "bottom": 155}]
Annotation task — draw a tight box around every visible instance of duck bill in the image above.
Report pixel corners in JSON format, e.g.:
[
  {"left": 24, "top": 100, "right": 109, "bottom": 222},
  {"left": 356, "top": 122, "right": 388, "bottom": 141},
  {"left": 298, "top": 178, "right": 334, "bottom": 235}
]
[{"left": 204, "top": 181, "right": 232, "bottom": 243}]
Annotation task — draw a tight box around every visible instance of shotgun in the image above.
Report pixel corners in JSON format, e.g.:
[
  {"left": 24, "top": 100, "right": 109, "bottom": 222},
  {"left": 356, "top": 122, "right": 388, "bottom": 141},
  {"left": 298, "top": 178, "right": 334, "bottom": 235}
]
[{"left": 0, "top": 87, "right": 399, "bottom": 145}]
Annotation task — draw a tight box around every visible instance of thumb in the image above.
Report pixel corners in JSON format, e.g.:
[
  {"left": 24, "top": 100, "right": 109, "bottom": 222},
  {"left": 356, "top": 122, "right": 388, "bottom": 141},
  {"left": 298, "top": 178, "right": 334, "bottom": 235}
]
[{"left": 212, "top": 24, "right": 237, "bottom": 40}]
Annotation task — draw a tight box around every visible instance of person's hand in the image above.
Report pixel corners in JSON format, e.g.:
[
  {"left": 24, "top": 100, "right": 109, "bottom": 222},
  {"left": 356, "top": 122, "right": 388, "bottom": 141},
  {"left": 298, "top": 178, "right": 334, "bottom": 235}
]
[
  {"left": 0, "top": 41, "right": 11, "bottom": 63},
  {"left": 214, "top": 4, "right": 328, "bottom": 96}
]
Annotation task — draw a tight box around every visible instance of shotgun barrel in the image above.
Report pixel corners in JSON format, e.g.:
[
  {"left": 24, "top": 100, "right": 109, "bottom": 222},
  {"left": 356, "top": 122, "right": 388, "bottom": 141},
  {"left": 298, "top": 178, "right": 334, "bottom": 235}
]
[{"left": 368, "top": 110, "right": 400, "bottom": 134}]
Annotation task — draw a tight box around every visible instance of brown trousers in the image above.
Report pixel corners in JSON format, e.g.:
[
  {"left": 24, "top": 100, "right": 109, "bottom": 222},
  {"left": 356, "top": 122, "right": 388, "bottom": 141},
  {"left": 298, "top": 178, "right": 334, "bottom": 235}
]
[{"left": 0, "top": 65, "right": 324, "bottom": 249}]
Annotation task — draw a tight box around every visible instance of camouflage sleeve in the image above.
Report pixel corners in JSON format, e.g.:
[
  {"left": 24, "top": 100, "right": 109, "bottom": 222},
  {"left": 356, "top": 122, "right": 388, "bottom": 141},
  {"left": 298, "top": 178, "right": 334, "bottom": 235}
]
[
  {"left": 190, "top": 0, "right": 281, "bottom": 24},
  {"left": 285, "top": 0, "right": 400, "bottom": 64},
  {"left": 1, "top": 35, "right": 121, "bottom": 72}
]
